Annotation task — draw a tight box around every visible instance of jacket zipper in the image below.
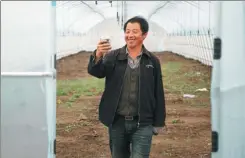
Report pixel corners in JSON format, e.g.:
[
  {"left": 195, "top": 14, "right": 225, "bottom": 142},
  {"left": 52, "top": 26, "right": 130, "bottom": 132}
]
[
  {"left": 137, "top": 57, "right": 142, "bottom": 128},
  {"left": 111, "top": 61, "right": 127, "bottom": 126}
]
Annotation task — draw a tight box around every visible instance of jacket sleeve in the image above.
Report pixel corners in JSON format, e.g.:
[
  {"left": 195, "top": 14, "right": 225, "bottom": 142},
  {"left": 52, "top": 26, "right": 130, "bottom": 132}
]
[
  {"left": 153, "top": 58, "right": 166, "bottom": 127},
  {"left": 87, "top": 50, "right": 116, "bottom": 78}
]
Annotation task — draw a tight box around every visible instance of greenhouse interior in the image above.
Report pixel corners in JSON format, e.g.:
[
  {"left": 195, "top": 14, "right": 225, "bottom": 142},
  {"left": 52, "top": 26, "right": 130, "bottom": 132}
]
[{"left": 1, "top": 1, "right": 245, "bottom": 158}]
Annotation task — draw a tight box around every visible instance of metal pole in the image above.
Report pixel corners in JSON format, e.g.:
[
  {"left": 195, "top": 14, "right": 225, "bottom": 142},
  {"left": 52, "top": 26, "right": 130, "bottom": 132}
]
[
  {"left": 187, "top": 3, "right": 193, "bottom": 59},
  {"left": 211, "top": 1, "right": 222, "bottom": 158},
  {"left": 49, "top": 1, "right": 57, "bottom": 158},
  {"left": 204, "top": 28, "right": 211, "bottom": 65},
  {"left": 199, "top": 28, "right": 205, "bottom": 64},
  {"left": 205, "top": 1, "right": 212, "bottom": 66},
  {"left": 196, "top": 1, "right": 204, "bottom": 64},
  {"left": 202, "top": 28, "right": 209, "bottom": 65},
  {"left": 121, "top": 1, "right": 124, "bottom": 29},
  {"left": 208, "top": 31, "right": 214, "bottom": 66},
  {"left": 217, "top": 2, "right": 245, "bottom": 158},
  {"left": 1, "top": 72, "right": 54, "bottom": 77}
]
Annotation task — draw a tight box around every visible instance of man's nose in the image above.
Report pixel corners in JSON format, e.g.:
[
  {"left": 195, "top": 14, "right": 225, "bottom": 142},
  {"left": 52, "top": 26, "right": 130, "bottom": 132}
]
[{"left": 128, "top": 32, "right": 134, "bottom": 37}]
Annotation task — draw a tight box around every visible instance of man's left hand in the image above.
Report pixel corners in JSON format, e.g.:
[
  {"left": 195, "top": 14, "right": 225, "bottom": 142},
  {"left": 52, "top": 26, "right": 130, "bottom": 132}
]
[{"left": 152, "top": 126, "right": 167, "bottom": 135}]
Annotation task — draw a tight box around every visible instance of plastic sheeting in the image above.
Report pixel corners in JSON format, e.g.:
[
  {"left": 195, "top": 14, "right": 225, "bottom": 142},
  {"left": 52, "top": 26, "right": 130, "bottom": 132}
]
[
  {"left": 1, "top": 2, "right": 54, "bottom": 72},
  {"left": 211, "top": 1, "right": 245, "bottom": 158},
  {"left": 1, "top": 77, "right": 49, "bottom": 158},
  {"left": 1, "top": 1, "right": 56, "bottom": 158},
  {"left": 56, "top": 1, "right": 213, "bottom": 34},
  {"left": 164, "top": 34, "right": 214, "bottom": 66},
  {"left": 56, "top": 1, "right": 215, "bottom": 66}
]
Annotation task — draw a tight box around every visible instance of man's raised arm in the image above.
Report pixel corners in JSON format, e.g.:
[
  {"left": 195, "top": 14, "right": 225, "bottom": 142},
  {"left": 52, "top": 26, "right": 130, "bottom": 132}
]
[{"left": 87, "top": 40, "right": 115, "bottom": 78}]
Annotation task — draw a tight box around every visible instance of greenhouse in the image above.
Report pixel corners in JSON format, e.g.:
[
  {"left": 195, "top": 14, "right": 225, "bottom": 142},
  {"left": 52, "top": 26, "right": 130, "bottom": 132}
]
[{"left": 1, "top": 1, "right": 245, "bottom": 158}]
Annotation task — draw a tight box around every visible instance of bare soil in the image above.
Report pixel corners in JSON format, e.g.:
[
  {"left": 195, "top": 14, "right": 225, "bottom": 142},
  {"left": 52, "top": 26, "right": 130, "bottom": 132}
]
[{"left": 56, "top": 51, "right": 212, "bottom": 158}]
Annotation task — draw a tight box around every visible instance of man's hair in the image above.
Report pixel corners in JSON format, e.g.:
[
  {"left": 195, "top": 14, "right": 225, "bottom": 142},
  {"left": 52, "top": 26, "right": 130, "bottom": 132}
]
[{"left": 123, "top": 16, "right": 149, "bottom": 35}]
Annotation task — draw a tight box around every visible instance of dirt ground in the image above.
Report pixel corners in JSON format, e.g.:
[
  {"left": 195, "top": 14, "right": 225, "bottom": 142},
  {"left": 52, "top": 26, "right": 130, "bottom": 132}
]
[{"left": 56, "top": 51, "right": 212, "bottom": 158}]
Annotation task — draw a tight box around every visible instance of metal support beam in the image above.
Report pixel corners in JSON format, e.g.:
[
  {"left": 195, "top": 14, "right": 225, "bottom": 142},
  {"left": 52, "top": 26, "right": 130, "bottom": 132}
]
[
  {"left": 148, "top": 1, "right": 170, "bottom": 20},
  {"left": 1, "top": 72, "right": 54, "bottom": 77},
  {"left": 80, "top": 1, "right": 105, "bottom": 20}
]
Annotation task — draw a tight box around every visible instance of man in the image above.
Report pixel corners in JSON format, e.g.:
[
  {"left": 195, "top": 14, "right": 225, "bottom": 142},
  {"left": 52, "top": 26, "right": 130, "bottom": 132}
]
[{"left": 87, "top": 16, "right": 166, "bottom": 158}]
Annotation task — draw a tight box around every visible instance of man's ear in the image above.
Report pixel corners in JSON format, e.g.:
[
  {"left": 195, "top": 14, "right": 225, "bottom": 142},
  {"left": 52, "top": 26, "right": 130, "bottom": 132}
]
[{"left": 142, "top": 32, "right": 148, "bottom": 39}]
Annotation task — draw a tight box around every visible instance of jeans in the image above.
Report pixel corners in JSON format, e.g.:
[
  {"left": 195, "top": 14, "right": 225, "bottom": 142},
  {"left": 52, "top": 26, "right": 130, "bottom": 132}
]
[{"left": 108, "top": 116, "right": 153, "bottom": 158}]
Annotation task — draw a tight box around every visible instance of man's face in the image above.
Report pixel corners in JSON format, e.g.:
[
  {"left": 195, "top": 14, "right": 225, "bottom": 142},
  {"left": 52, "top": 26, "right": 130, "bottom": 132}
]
[{"left": 124, "top": 22, "right": 147, "bottom": 49}]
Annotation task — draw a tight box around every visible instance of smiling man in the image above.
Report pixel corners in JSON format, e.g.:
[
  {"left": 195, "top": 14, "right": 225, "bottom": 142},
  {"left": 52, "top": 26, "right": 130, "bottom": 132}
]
[{"left": 87, "top": 16, "right": 166, "bottom": 158}]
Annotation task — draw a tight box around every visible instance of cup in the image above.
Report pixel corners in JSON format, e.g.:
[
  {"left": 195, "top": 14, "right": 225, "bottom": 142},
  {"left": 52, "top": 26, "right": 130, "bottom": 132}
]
[
  {"left": 100, "top": 36, "right": 111, "bottom": 57},
  {"left": 100, "top": 36, "right": 110, "bottom": 44}
]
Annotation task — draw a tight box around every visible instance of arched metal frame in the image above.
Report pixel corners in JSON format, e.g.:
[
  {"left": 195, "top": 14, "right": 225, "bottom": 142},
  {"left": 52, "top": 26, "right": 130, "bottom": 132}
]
[{"left": 56, "top": 1, "right": 213, "bottom": 35}]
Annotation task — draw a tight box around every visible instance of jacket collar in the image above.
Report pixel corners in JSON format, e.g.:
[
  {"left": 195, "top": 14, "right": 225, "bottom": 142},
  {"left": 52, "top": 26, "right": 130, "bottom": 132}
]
[{"left": 117, "top": 44, "right": 151, "bottom": 60}]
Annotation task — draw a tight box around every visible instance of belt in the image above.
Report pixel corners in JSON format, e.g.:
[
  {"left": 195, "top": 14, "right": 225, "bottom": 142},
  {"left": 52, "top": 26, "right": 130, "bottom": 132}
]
[{"left": 117, "top": 114, "right": 138, "bottom": 121}]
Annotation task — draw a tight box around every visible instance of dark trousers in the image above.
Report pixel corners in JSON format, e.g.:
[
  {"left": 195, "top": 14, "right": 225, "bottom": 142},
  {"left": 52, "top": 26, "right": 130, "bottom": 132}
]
[{"left": 108, "top": 115, "right": 153, "bottom": 158}]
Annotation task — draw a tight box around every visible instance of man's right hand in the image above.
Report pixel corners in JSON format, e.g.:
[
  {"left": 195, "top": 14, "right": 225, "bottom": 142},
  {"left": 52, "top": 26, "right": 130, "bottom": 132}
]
[{"left": 95, "top": 40, "right": 112, "bottom": 59}]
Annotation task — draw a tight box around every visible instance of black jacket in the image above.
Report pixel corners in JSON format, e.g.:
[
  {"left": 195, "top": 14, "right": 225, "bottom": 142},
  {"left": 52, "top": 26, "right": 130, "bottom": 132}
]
[{"left": 87, "top": 45, "right": 166, "bottom": 127}]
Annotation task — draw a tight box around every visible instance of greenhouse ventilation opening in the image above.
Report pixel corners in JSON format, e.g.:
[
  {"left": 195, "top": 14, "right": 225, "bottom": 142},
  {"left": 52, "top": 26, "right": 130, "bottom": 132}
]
[{"left": 1, "top": 1, "right": 245, "bottom": 158}]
